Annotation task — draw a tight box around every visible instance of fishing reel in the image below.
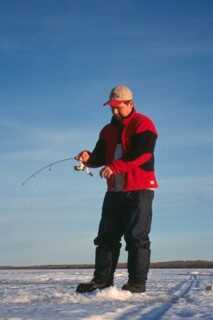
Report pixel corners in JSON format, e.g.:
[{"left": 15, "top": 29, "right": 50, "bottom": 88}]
[{"left": 74, "top": 160, "right": 93, "bottom": 176}]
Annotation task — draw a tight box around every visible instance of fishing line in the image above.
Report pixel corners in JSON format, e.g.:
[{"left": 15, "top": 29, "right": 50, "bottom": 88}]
[{"left": 21, "top": 156, "right": 93, "bottom": 186}]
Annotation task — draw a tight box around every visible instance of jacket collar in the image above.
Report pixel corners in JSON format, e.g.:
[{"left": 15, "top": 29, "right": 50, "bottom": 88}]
[
  {"left": 121, "top": 108, "right": 136, "bottom": 126},
  {"left": 111, "top": 108, "right": 136, "bottom": 127}
]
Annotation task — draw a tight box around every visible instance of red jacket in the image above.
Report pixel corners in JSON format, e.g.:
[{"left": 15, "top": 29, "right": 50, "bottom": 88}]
[{"left": 88, "top": 109, "right": 159, "bottom": 191}]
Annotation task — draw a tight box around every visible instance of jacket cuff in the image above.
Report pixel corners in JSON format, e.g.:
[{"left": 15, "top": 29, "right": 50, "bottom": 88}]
[{"left": 108, "top": 161, "right": 124, "bottom": 174}]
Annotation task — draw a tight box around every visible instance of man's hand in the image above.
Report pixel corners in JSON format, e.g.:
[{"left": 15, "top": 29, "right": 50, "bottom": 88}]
[
  {"left": 100, "top": 166, "right": 114, "bottom": 179},
  {"left": 75, "top": 150, "right": 91, "bottom": 164}
]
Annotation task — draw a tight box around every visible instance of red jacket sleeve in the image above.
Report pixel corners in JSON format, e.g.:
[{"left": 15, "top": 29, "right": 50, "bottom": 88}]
[{"left": 109, "top": 153, "right": 153, "bottom": 174}]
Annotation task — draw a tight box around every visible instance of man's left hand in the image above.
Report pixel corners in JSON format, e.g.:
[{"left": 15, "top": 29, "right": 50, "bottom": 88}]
[{"left": 100, "top": 166, "right": 114, "bottom": 179}]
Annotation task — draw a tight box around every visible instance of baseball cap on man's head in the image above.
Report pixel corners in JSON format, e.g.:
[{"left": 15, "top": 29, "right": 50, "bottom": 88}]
[{"left": 103, "top": 85, "right": 133, "bottom": 107}]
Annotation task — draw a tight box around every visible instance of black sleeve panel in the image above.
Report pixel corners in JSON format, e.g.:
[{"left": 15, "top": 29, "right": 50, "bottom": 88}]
[
  {"left": 122, "top": 130, "right": 157, "bottom": 171},
  {"left": 124, "top": 130, "right": 157, "bottom": 160},
  {"left": 88, "top": 138, "right": 106, "bottom": 168}
]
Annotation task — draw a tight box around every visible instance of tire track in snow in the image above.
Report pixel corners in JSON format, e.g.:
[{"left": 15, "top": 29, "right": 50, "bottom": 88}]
[{"left": 116, "top": 274, "right": 196, "bottom": 320}]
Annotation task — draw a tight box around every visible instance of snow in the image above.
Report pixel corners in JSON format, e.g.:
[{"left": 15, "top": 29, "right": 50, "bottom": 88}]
[{"left": 0, "top": 269, "right": 213, "bottom": 319}]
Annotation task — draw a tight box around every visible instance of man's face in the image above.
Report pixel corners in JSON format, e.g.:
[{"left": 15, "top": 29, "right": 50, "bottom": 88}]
[{"left": 110, "top": 101, "right": 133, "bottom": 119}]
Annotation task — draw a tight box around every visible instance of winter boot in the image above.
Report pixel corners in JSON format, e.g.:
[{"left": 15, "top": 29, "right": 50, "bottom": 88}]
[
  {"left": 76, "top": 278, "right": 112, "bottom": 293},
  {"left": 107, "top": 244, "right": 121, "bottom": 285},
  {"left": 93, "top": 243, "right": 121, "bottom": 286},
  {"left": 122, "top": 280, "right": 146, "bottom": 293},
  {"left": 127, "top": 243, "right": 151, "bottom": 287}
]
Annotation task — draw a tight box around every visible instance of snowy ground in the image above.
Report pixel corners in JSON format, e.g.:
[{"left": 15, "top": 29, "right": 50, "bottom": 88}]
[{"left": 0, "top": 268, "right": 213, "bottom": 320}]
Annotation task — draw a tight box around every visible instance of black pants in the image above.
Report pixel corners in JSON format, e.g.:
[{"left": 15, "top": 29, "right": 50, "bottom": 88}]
[{"left": 93, "top": 190, "right": 154, "bottom": 283}]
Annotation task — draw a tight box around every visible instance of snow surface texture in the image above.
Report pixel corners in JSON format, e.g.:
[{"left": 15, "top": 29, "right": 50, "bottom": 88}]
[{"left": 0, "top": 269, "right": 213, "bottom": 320}]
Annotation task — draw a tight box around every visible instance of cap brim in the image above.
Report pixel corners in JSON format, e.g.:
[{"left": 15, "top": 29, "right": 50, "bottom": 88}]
[{"left": 103, "top": 99, "right": 124, "bottom": 107}]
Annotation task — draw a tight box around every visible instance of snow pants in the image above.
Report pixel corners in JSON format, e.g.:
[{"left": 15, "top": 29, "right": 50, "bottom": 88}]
[{"left": 93, "top": 190, "right": 154, "bottom": 283}]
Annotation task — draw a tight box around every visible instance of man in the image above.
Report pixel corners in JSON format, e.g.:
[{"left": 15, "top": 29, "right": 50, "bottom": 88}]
[{"left": 76, "top": 85, "right": 158, "bottom": 293}]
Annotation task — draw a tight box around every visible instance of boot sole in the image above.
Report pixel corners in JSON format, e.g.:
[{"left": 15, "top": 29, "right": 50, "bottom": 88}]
[{"left": 76, "top": 283, "right": 112, "bottom": 293}]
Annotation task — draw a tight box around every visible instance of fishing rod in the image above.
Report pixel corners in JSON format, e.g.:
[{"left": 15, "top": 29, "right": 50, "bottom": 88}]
[{"left": 21, "top": 156, "right": 93, "bottom": 186}]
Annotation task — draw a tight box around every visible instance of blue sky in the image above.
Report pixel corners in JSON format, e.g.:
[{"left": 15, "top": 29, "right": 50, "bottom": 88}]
[{"left": 0, "top": 0, "right": 213, "bottom": 265}]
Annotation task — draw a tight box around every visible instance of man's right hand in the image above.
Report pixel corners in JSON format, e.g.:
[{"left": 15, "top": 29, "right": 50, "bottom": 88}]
[{"left": 75, "top": 150, "right": 91, "bottom": 163}]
